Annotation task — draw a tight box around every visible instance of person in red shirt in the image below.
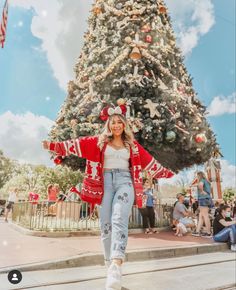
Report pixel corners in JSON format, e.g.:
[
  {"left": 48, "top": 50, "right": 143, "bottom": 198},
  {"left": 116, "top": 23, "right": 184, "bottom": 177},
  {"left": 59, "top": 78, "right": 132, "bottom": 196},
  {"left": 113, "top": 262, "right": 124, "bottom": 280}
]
[
  {"left": 28, "top": 192, "right": 39, "bottom": 204},
  {"left": 47, "top": 184, "right": 59, "bottom": 205}
]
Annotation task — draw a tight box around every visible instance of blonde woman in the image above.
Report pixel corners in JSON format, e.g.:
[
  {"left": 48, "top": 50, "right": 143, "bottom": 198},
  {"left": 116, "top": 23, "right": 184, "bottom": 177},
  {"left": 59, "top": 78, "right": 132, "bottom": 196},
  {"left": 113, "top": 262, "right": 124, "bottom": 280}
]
[{"left": 42, "top": 102, "right": 174, "bottom": 290}]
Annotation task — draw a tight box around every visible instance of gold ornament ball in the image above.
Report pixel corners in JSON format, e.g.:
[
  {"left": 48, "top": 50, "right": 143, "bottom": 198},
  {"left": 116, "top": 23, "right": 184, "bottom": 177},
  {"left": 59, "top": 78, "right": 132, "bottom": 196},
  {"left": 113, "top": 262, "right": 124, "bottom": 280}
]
[
  {"left": 93, "top": 6, "right": 102, "bottom": 15},
  {"left": 159, "top": 6, "right": 167, "bottom": 14},
  {"left": 117, "top": 98, "right": 126, "bottom": 106},
  {"left": 124, "top": 36, "right": 132, "bottom": 44},
  {"left": 141, "top": 24, "right": 151, "bottom": 33}
]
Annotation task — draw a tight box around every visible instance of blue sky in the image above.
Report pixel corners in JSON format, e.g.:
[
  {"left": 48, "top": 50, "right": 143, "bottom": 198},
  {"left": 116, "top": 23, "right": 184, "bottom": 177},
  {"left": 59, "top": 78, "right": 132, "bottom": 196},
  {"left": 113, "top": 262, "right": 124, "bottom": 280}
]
[
  {"left": 185, "top": 0, "right": 236, "bottom": 165},
  {"left": 0, "top": 0, "right": 235, "bottom": 187},
  {"left": 0, "top": 7, "right": 65, "bottom": 117}
]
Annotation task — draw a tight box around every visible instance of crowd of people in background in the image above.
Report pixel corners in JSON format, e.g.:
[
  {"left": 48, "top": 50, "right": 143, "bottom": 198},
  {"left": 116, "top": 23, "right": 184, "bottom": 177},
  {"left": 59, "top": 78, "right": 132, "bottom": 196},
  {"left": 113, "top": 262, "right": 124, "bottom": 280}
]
[
  {"left": 171, "top": 171, "right": 236, "bottom": 252},
  {"left": 0, "top": 183, "right": 97, "bottom": 221},
  {"left": 2, "top": 172, "right": 236, "bottom": 253}
]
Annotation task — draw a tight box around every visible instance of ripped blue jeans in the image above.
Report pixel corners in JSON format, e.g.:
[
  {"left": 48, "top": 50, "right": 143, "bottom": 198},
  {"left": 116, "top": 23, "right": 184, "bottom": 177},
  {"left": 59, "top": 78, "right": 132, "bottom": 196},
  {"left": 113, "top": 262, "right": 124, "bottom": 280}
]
[
  {"left": 213, "top": 224, "right": 236, "bottom": 245},
  {"left": 99, "top": 169, "right": 135, "bottom": 263}
]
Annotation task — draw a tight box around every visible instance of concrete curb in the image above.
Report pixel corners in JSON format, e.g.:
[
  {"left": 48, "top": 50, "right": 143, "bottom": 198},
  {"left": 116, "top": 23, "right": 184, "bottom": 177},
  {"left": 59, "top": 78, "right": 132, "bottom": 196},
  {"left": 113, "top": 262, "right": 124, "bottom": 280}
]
[
  {"left": 9, "top": 222, "right": 170, "bottom": 237},
  {"left": 0, "top": 242, "right": 228, "bottom": 274}
]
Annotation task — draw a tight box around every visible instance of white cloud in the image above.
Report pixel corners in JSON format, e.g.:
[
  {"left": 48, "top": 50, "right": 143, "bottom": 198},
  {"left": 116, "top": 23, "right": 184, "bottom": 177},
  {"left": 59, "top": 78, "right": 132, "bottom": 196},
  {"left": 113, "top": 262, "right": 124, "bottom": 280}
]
[
  {"left": 160, "top": 160, "right": 236, "bottom": 190},
  {"left": 165, "top": 0, "right": 215, "bottom": 55},
  {"left": 159, "top": 166, "right": 200, "bottom": 187},
  {"left": 11, "top": 0, "right": 214, "bottom": 91},
  {"left": 220, "top": 160, "right": 236, "bottom": 189},
  {"left": 207, "top": 92, "right": 236, "bottom": 116},
  {"left": 41, "top": 10, "right": 48, "bottom": 17},
  {"left": 0, "top": 111, "right": 54, "bottom": 166},
  {"left": 11, "top": 0, "right": 93, "bottom": 91}
]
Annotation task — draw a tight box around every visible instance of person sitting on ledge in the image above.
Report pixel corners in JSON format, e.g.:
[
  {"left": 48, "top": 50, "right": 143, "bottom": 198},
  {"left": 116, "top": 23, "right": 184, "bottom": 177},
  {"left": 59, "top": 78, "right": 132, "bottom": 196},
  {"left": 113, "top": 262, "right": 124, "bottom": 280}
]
[
  {"left": 173, "top": 193, "right": 195, "bottom": 231},
  {"left": 213, "top": 204, "right": 236, "bottom": 252}
]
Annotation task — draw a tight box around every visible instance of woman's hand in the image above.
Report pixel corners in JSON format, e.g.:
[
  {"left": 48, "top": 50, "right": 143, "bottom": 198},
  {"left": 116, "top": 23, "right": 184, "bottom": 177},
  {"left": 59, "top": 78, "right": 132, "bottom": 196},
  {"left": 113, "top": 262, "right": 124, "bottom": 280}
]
[{"left": 42, "top": 140, "right": 50, "bottom": 150}]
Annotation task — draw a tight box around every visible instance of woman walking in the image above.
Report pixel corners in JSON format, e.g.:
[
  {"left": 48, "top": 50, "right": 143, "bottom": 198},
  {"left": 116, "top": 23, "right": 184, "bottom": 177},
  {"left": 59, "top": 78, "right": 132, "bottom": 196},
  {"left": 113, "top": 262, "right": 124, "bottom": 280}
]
[
  {"left": 192, "top": 171, "right": 212, "bottom": 237},
  {"left": 42, "top": 102, "right": 173, "bottom": 290}
]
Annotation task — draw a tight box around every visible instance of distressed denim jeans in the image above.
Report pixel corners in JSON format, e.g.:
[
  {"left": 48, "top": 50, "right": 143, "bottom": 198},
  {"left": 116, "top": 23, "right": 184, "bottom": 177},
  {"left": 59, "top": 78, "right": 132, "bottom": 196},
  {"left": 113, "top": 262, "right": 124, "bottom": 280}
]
[
  {"left": 213, "top": 224, "right": 236, "bottom": 244},
  {"left": 99, "top": 169, "right": 135, "bottom": 263}
]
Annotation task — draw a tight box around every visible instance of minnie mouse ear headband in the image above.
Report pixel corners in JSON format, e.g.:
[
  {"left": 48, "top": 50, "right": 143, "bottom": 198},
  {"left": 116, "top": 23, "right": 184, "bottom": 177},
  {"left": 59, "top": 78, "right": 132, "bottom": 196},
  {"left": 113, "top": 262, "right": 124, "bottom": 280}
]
[{"left": 100, "top": 100, "right": 127, "bottom": 122}]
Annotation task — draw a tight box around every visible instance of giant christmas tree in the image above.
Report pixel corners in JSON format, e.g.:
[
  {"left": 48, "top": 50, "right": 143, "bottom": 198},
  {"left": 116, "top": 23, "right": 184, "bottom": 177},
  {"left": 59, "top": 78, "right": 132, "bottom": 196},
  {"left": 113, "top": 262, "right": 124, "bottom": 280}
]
[{"left": 50, "top": 0, "right": 218, "bottom": 172}]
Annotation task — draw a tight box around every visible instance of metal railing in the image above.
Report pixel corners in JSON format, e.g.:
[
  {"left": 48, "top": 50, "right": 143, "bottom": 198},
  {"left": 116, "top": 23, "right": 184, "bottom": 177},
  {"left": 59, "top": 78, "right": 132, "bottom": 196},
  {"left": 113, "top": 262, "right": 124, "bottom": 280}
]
[{"left": 12, "top": 201, "right": 173, "bottom": 232}]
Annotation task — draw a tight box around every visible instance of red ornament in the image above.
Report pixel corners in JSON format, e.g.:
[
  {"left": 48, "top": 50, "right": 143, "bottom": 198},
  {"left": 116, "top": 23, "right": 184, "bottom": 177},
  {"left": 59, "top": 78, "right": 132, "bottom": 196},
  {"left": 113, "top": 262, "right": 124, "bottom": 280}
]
[
  {"left": 100, "top": 106, "right": 110, "bottom": 121},
  {"left": 54, "top": 156, "right": 63, "bottom": 165},
  {"left": 119, "top": 104, "right": 127, "bottom": 115},
  {"left": 195, "top": 133, "right": 207, "bottom": 143},
  {"left": 159, "top": 5, "right": 167, "bottom": 14},
  {"left": 145, "top": 35, "right": 153, "bottom": 43}
]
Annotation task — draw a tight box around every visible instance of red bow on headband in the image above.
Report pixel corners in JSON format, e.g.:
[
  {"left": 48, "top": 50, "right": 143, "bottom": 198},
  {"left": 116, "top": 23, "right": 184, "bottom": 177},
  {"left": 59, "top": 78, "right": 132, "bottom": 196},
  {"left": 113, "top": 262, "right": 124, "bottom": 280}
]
[{"left": 100, "top": 105, "right": 127, "bottom": 121}]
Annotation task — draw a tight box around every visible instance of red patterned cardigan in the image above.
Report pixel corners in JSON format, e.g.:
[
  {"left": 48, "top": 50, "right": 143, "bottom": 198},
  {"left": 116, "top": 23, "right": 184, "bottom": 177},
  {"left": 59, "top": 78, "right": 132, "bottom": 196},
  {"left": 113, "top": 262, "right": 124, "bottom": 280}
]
[{"left": 49, "top": 136, "right": 174, "bottom": 208}]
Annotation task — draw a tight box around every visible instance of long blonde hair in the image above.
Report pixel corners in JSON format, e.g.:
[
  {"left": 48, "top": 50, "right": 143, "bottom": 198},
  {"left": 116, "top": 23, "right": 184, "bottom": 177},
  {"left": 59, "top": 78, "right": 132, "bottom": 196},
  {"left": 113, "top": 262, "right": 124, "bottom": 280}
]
[
  {"left": 98, "top": 114, "right": 135, "bottom": 150},
  {"left": 197, "top": 171, "right": 210, "bottom": 183}
]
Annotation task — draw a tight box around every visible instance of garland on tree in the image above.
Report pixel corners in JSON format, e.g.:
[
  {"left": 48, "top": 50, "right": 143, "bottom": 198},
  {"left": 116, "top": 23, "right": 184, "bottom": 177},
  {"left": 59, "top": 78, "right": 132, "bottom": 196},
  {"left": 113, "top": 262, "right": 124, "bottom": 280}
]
[{"left": 50, "top": 0, "right": 219, "bottom": 172}]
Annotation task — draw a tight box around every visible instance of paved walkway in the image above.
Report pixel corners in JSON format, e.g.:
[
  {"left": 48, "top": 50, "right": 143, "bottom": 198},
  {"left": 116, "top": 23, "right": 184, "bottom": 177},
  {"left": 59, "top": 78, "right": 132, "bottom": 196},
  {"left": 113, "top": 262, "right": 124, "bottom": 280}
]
[
  {"left": 1, "top": 252, "right": 235, "bottom": 290},
  {"left": 0, "top": 217, "right": 215, "bottom": 269}
]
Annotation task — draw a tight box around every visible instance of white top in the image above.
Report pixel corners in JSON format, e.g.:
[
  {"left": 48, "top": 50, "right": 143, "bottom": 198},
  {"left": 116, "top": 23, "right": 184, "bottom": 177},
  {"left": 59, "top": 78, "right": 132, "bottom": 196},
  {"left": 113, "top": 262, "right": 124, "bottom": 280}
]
[
  {"left": 104, "top": 145, "right": 130, "bottom": 170},
  {"left": 8, "top": 192, "right": 17, "bottom": 202}
]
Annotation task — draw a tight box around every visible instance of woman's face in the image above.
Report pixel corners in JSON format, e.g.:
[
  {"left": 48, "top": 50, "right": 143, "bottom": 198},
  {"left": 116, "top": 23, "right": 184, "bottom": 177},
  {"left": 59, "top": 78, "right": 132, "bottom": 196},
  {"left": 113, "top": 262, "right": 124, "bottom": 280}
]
[
  {"left": 144, "top": 180, "right": 151, "bottom": 189},
  {"left": 196, "top": 173, "right": 201, "bottom": 181},
  {"left": 109, "top": 115, "right": 125, "bottom": 137},
  {"left": 222, "top": 208, "right": 231, "bottom": 218}
]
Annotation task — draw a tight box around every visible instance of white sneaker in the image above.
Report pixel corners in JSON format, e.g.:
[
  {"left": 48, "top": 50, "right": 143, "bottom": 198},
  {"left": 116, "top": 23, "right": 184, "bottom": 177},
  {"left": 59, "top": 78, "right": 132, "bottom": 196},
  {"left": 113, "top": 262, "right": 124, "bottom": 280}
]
[
  {"left": 230, "top": 244, "right": 236, "bottom": 252},
  {"left": 105, "top": 262, "right": 122, "bottom": 290},
  {"left": 105, "top": 260, "right": 111, "bottom": 269}
]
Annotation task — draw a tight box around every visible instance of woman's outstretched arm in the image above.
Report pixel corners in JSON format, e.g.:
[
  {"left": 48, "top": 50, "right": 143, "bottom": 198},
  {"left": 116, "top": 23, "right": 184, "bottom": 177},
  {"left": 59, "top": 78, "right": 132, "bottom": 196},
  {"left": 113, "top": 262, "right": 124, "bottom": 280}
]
[
  {"left": 42, "top": 136, "right": 98, "bottom": 159},
  {"left": 136, "top": 142, "right": 174, "bottom": 179}
]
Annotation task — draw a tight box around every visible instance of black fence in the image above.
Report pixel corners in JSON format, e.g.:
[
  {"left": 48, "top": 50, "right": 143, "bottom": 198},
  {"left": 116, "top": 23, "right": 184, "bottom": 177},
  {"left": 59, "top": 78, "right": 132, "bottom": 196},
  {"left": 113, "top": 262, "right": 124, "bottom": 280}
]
[{"left": 11, "top": 201, "right": 173, "bottom": 232}]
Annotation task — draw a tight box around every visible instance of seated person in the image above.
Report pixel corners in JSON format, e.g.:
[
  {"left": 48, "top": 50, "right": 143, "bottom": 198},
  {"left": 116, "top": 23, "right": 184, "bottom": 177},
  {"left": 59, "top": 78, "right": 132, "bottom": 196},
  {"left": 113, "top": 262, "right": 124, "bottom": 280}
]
[
  {"left": 213, "top": 204, "right": 236, "bottom": 252},
  {"left": 173, "top": 219, "right": 188, "bottom": 237},
  {"left": 173, "top": 193, "right": 195, "bottom": 230},
  {"left": 46, "top": 190, "right": 65, "bottom": 217}
]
